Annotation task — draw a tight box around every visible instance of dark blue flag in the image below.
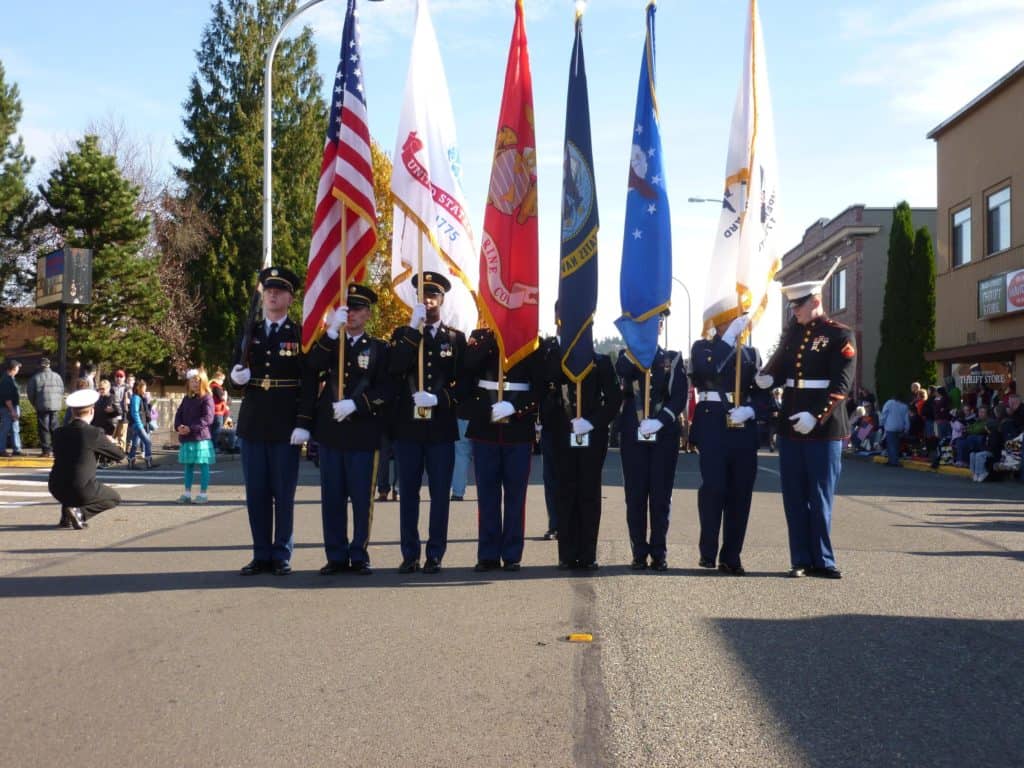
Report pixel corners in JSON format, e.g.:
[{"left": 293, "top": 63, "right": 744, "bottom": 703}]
[
  {"left": 558, "top": 10, "right": 599, "bottom": 383},
  {"left": 614, "top": 2, "right": 671, "bottom": 370}
]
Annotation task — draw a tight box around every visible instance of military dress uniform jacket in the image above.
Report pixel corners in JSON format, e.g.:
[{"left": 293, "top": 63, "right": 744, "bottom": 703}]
[
  {"left": 49, "top": 420, "right": 126, "bottom": 506},
  {"left": 462, "top": 329, "right": 544, "bottom": 445},
  {"left": 688, "top": 337, "right": 768, "bottom": 446},
  {"left": 233, "top": 317, "right": 315, "bottom": 442},
  {"left": 388, "top": 323, "right": 468, "bottom": 443},
  {"left": 306, "top": 332, "right": 392, "bottom": 452},
  {"left": 761, "top": 317, "right": 855, "bottom": 440},
  {"left": 616, "top": 348, "right": 688, "bottom": 445},
  {"left": 541, "top": 353, "right": 622, "bottom": 440}
]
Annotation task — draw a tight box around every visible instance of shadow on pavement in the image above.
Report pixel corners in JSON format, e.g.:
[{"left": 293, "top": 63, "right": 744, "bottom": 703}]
[
  {"left": 714, "top": 615, "right": 1024, "bottom": 767},
  {"left": 908, "top": 549, "right": 1024, "bottom": 562}
]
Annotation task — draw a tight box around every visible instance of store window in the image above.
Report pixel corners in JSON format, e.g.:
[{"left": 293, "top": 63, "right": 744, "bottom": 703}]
[
  {"left": 829, "top": 268, "right": 846, "bottom": 313},
  {"left": 952, "top": 207, "right": 971, "bottom": 266},
  {"left": 986, "top": 187, "right": 1010, "bottom": 255}
]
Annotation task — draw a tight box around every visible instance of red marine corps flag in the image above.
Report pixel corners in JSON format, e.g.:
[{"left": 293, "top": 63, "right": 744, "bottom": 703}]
[{"left": 478, "top": 0, "right": 539, "bottom": 368}]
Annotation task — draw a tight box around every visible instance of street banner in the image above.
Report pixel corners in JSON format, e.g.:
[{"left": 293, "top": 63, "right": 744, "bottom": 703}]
[
  {"left": 478, "top": 0, "right": 539, "bottom": 369},
  {"left": 615, "top": 1, "right": 671, "bottom": 370},
  {"left": 558, "top": 5, "right": 599, "bottom": 382},
  {"left": 701, "top": 0, "right": 782, "bottom": 339},
  {"left": 390, "top": 0, "right": 478, "bottom": 333}
]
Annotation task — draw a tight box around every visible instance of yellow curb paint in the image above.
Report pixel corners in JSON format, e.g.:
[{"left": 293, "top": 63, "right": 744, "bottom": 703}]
[{"left": 567, "top": 633, "right": 593, "bottom": 643}]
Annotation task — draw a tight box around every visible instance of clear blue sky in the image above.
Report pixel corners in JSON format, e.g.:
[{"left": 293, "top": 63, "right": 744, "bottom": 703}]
[{"left": 3, "top": 0, "right": 1023, "bottom": 351}]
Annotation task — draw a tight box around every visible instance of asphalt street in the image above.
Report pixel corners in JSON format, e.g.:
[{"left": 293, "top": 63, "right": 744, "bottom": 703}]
[{"left": 1, "top": 448, "right": 1022, "bottom": 767}]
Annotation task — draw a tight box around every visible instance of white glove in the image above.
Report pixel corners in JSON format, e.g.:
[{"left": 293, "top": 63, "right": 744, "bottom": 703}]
[
  {"left": 728, "top": 406, "right": 756, "bottom": 424},
  {"left": 409, "top": 303, "right": 427, "bottom": 330},
  {"left": 571, "top": 417, "right": 594, "bottom": 436},
  {"left": 332, "top": 399, "right": 356, "bottom": 421},
  {"left": 413, "top": 390, "right": 438, "bottom": 408},
  {"left": 491, "top": 401, "right": 516, "bottom": 422},
  {"left": 230, "top": 364, "right": 251, "bottom": 386},
  {"left": 790, "top": 411, "right": 816, "bottom": 435},
  {"left": 754, "top": 372, "right": 774, "bottom": 389},
  {"left": 290, "top": 427, "right": 311, "bottom": 445},
  {"left": 326, "top": 306, "right": 348, "bottom": 339},
  {"left": 639, "top": 418, "right": 663, "bottom": 436},
  {"left": 721, "top": 314, "right": 751, "bottom": 347}
]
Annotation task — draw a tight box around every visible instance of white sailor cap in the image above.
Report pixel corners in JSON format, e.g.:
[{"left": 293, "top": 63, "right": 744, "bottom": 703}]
[
  {"left": 66, "top": 389, "right": 100, "bottom": 409},
  {"left": 780, "top": 279, "right": 824, "bottom": 307}
]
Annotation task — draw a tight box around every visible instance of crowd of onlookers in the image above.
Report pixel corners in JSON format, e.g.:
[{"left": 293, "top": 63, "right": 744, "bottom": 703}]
[{"left": 846, "top": 378, "right": 1024, "bottom": 482}]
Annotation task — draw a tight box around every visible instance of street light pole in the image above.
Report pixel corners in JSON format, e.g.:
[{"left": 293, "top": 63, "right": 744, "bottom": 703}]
[
  {"left": 687, "top": 196, "right": 724, "bottom": 204},
  {"left": 671, "top": 277, "right": 692, "bottom": 354}
]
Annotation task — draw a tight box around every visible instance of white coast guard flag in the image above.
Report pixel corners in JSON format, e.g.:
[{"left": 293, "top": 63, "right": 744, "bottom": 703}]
[
  {"left": 702, "top": 0, "right": 782, "bottom": 338},
  {"left": 390, "top": 0, "right": 479, "bottom": 333}
]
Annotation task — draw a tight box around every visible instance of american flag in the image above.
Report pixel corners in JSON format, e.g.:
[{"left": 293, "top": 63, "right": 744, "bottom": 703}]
[{"left": 301, "top": 0, "right": 378, "bottom": 351}]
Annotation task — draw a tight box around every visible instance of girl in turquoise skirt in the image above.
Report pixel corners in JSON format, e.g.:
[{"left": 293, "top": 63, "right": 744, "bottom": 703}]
[{"left": 174, "top": 368, "right": 216, "bottom": 503}]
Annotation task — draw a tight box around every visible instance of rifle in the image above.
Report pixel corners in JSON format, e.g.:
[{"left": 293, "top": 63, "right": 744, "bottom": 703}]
[{"left": 238, "top": 273, "right": 262, "bottom": 368}]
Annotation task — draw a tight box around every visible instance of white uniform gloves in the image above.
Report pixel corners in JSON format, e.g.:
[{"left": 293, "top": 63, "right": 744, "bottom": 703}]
[
  {"left": 409, "top": 303, "right": 427, "bottom": 331},
  {"left": 230, "top": 364, "right": 251, "bottom": 386},
  {"left": 728, "top": 406, "right": 756, "bottom": 424},
  {"left": 571, "top": 417, "right": 594, "bottom": 436},
  {"left": 413, "top": 390, "right": 438, "bottom": 408},
  {"left": 721, "top": 314, "right": 751, "bottom": 347},
  {"left": 639, "top": 418, "right": 663, "bottom": 436},
  {"left": 326, "top": 306, "right": 348, "bottom": 339},
  {"left": 789, "top": 411, "right": 816, "bottom": 434},
  {"left": 754, "top": 372, "right": 774, "bottom": 389},
  {"left": 491, "top": 401, "right": 516, "bottom": 422},
  {"left": 289, "top": 427, "right": 310, "bottom": 445},
  {"left": 332, "top": 399, "right": 356, "bottom": 422}
]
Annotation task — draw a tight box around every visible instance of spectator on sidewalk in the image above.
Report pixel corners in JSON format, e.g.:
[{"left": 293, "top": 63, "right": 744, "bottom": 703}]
[
  {"left": 0, "top": 359, "right": 23, "bottom": 457},
  {"left": 210, "top": 369, "right": 229, "bottom": 449},
  {"left": 93, "top": 379, "right": 122, "bottom": 437},
  {"left": 174, "top": 369, "right": 216, "bottom": 504},
  {"left": 880, "top": 393, "right": 911, "bottom": 466},
  {"left": 111, "top": 370, "right": 129, "bottom": 450},
  {"left": 127, "top": 379, "right": 154, "bottom": 470},
  {"left": 27, "top": 358, "right": 64, "bottom": 458}
]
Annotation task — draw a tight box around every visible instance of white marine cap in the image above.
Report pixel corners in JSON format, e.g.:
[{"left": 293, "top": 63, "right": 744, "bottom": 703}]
[
  {"left": 780, "top": 279, "right": 824, "bottom": 306},
  {"left": 66, "top": 389, "right": 100, "bottom": 409}
]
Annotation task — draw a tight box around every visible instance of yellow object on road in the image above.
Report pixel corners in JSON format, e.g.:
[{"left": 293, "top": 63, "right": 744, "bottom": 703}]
[{"left": 567, "top": 633, "right": 593, "bottom": 643}]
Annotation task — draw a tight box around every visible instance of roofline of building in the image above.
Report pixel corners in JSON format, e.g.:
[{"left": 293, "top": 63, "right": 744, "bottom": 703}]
[
  {"left": 926, "top": 336, "right": 1024, "bottom": 362},
  {"left": 927, "top": 59, "right": 1024, "bottom": 140},
  {"left": 778, "top": 224, "right": 882, "bottom": 279}
]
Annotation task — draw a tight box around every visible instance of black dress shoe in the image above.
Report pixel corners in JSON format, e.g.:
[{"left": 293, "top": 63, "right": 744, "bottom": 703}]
[
  {"left": 67, "top": 507, "right": 87, "bottom": 530},
  {"left": 450, "top": 494, "right": 464, "bottom": 501},
  {"left": 698, "top": 558, "right": 716, "bottom": 569},
  {"left": 502, "top": 561, "right": 521, "bottom": 572},
  {"left": 543, "top": 529, "right": 558, "bottom": 540},
  {"left": 811, "top": 566, "right": 842, "bottom": 579},
  {"left": 718, "top": 563, "right": 746, "bottom": 576},
  {"left": 422, "top": 558, "right": 441, "bottom": 574},
  {"left": 581, "top": 561, "right": 600, "bottom": 571},
  {"left": 630, "top": 558, "right": 648, "bottom": 570},
  {"left": 788, "top": 566, "right": 808, "bottom": 578},
  {"left": 398, "top": 558, "right": 420, "bottom": 574},
  {"left": 240, "top": 559, "right": 271, "bottom": 576},
  {"left": 474, "top": 559, "right": 499, "bottom": 572},
  {"left": 272, "top": 560, "right": 292, "bottom": 576},
  {"left": 650, "top": 559, "right": 668, "bottom": 572},
  {"left": 350, "top": 561, "right": 373, "bottom": 575},
  {"left": 557, "top": 560, "right": 574, "bottom": 570},
  {"left": 319, "top": 560, "right": 349, "bottom": 575}
]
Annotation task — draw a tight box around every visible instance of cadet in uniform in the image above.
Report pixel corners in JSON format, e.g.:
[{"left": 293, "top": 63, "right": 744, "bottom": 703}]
[
  {"left": 756, "top": 276, "right": 855, "bottom": 579},
  {"left": 689, "top": 313, "right": 768, "bottom": 575},
  {"left": 306, "top": 284, "right": 391, "bottom": 576},
  {"left": 388, "top": 272, "right": 467, "bottom": 574},
  {"left": 230, "top": 266, "right": 314, "bottom": 576},
  {"left": 542, "top": 347, "right": 622, "bottom": 571},
  {"left": 462, "top": 328, "right": 544, "bottom": 572},
  {"left": 616, "top": 311, "right": 688, "bottom": 570}
]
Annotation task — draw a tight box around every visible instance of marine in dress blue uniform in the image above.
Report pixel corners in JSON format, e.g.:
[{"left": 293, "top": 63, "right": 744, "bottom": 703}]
[
  {"left": 462, "top": 328, "right": 545, "bottom": 572},
  {"left": 616, "top": 314, "right": 688, "bottom": 570},
  {"left": 689, "top": 314, "right": 768, "bottom": 575},
  {"left": 756, "top": 276, "right": 855, "bottom": 579},
  {"left": 306, "top": 284, "right": 391, "bottom": 576},
  {"left": 542, "top": 352, "right": 622, "bottom": 570},
  {"left": 230, "top": 266, "right": 314, "bottom": 576},
  {"left": 388, "top": 272, "right": 468, "bottom": 575}
]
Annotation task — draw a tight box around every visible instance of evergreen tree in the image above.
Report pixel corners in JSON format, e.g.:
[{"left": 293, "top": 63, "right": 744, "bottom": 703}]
[
  {"left": 177, "top": 0, "right": 325, "bottom": 365},
  {"left": 0, "top": 60, "right": 36, "bottom": 305},
  {"left": 875, "top": 201, "right": 917, "bottom": 402},
  {"left": 40, "top": 134, "right": 171, "bottom": 373},
  {"left": 909, "top": 226, "right": 937, "bottom": 387}
]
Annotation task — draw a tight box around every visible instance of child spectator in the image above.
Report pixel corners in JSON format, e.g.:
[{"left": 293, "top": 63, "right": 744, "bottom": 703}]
[{"left": 174, "top": 368, "right": 216, "bottom": 504}]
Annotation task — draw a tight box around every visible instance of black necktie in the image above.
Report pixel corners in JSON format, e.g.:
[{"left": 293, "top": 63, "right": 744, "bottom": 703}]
[{"left": 269, "top": 322, "right": 278, "bottom": 337}]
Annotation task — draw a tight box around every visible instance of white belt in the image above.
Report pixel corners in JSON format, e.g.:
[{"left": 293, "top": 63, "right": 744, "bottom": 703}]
[
  {"left": 479, "top": 379, "right": 530, "bottom": 392},
  {"left": 698, "top": 392, "right": 734, "bottom": 403},
  {"left": 785, "top": 378, "right": 830, "bottom": 389}
]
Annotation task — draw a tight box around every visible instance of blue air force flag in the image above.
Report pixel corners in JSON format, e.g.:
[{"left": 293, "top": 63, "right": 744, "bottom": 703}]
[
  {"left": 558, "top": 7, "right": 599, "bottom": 383},
  {"left": 614, "top": 2, "right": 671, "bottom": 370}
]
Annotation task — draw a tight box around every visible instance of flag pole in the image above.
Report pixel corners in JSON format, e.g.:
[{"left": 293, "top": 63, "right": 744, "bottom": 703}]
[
  {"left": 643, "top": 370, "right": 651, "bottom": 420},
  {"left": 731, "top": 292, "right": 745, "bottom": 426},
  {"left": 417, "top": 230, "right": 425, "bottom": 394},
  {"left": 338, "top": 208, "right": 348, "bottom": 399}
]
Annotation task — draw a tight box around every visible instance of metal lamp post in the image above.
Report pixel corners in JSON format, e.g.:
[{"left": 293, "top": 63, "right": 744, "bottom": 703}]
[{"left": 670, "top": 276, "right": 692, "bottom": 354}]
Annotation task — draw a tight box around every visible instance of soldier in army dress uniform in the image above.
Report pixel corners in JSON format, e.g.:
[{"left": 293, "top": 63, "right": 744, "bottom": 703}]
[
  {"left": 306, "top": 284, "right": 391, "bottom": 576},
  {"left": 230, "top": 266, "right": 314, "bottom": 576},
  {"left": 388, "top": 272, "right": 468, "bottom": 575},
  {"left": 616, "top": 311, "right": 688, "bottom": 571},
  {"left": 755, "top": 275, "right": 856, "bottom": 579},
  {"left": 462, "top": 327, "right": 545, "bottom": 572}
]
